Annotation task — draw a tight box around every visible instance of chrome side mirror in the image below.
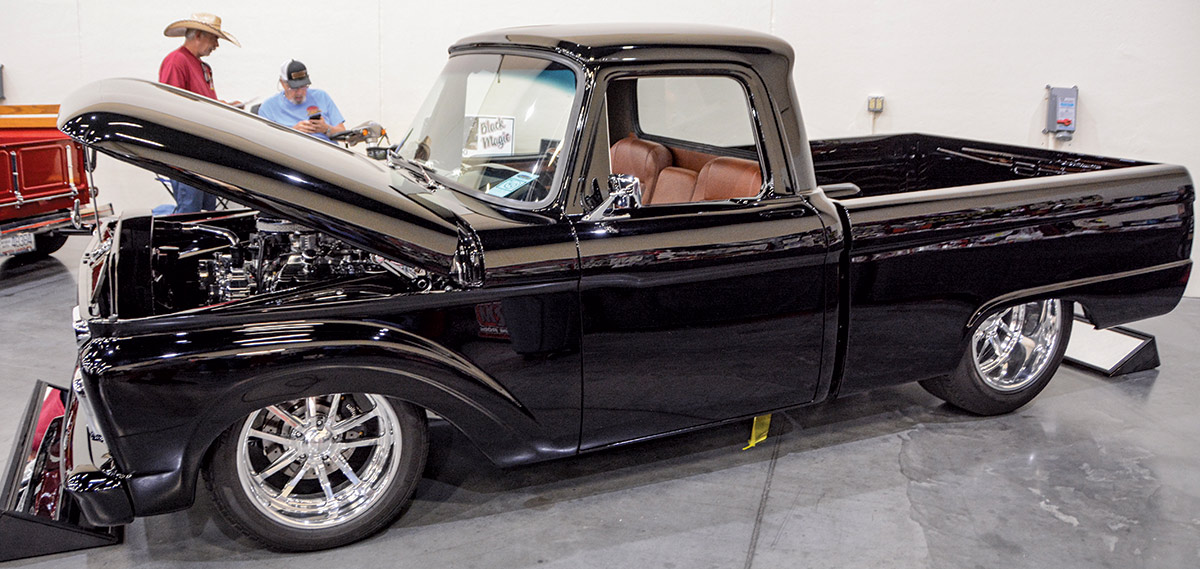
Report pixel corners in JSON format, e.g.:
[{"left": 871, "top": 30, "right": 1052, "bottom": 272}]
[
  {"left": 608, "top": 174, "right": 643, "bottom": 210},
  {"left": 583, "top": 174, "right": 643, "bottom": 221}
]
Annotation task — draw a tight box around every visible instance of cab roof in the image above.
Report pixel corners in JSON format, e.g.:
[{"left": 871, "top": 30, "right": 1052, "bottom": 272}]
[{"left": 451, "top": 23, "right": 794, "bottom": 65}]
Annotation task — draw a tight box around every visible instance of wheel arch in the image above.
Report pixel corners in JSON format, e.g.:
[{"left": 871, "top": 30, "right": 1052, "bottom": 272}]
[{"left": 83, "top": 319, "right": 564, "bottom": 517}]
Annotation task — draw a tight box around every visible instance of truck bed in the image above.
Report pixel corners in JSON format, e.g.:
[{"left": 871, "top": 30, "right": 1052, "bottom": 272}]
[
  {"left": 819, "top": 134, "right": 1192, "bottom": 397},
  {"left": 811, "top": 133, "right": 1150, "bottom": 198}
]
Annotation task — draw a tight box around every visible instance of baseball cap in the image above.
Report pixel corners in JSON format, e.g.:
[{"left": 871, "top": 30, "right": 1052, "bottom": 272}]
[{"left": 281, "top": 60, "right": 311, "bottom": 89}]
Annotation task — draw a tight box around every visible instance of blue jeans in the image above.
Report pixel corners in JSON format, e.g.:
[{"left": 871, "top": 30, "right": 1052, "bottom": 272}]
[{"left": 171, "top": 180, "right": 217, "bottom": 213}]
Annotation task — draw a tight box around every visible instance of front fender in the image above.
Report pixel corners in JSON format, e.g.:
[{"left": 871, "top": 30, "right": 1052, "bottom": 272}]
[{"left": 79, "top": 319, "right": 568, "bottom": 516}]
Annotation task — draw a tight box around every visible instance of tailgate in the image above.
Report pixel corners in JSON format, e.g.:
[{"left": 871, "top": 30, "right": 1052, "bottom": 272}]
[
  {"left": 0, "top": 135, "right": 90, "bottom": 210},
  {"left": 1, "top": 106, "right": 93, "bottom": 223}
]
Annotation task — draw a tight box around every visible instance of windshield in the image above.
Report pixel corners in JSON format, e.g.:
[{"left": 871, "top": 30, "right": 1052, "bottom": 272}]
[{"left": 392, "top": 53, "right": 578, "bottom": 205}]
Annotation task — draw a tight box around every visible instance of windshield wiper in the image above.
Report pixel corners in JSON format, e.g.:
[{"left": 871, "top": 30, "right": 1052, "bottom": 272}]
[
  {"left": 409, "top": 159, "right": 437, "bottom": 188},
  {"left": 386, "top": 133, "right": 446, "bottom": 191},
  {"left": 391, "top": 155, "right": 447, "bottom": 193}
]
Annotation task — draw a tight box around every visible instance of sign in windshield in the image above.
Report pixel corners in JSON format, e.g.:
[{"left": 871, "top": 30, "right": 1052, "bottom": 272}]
[{"left": 463, "top": 115, "right": 516, "bottom": 157}]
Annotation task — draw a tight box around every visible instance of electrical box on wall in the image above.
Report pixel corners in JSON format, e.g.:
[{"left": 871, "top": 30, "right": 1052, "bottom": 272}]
[{"left": 1045, "top": 85, "right": 1078, "bottom": 141}]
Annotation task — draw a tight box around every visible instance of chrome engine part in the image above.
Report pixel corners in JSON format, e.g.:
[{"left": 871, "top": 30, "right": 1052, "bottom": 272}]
[
  {"left": 198, "top": 252, "right": 254, "bottom": 302},
  {"left": 197, "top": 218, "right": 401, "bottom": 305},
  {"left": 256, "top": 221, "right": 386, "bottom": 294}
]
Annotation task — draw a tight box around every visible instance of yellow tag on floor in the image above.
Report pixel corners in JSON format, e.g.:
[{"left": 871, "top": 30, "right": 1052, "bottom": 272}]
[{"left": 743, "top": 414, "right": 771, "bottom": 450}]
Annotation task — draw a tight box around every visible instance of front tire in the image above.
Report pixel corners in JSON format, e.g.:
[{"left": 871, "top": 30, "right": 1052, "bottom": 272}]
[
  {"left": 204, "top": 393, "right": 428, "bottom": 551},
  {"left": 920, "top": 299, "right": 1071, "bottom": 415}
]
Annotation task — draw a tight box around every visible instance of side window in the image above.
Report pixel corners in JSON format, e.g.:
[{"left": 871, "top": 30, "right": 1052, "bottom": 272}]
[{"left": 604, "top": 75, "right": 764, "bottom": 207}]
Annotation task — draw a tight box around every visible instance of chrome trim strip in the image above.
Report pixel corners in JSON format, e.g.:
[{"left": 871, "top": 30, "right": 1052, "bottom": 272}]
[
  {"left": 65, "top": 141, "right": 81, "bottom": 198},
  {"left": 8, "top": 152, "right": 21, "bottom": 205},
  {"left": 66, "top": 367, "right": 114, "bottom": 480},
  {"left": 839, "top": 163, "right": 1189, "bottom": 210},
  {"left": 73, "top": 305, "right": 90, "bottom": 344},
  {"left": 0, "top": 190, "right": 80, "bottom": 208}
]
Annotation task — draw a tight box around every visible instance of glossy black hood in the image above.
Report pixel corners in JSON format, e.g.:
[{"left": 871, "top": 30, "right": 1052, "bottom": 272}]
[{"left": 58, "top": 78, "right": 469, "bottom": 279}]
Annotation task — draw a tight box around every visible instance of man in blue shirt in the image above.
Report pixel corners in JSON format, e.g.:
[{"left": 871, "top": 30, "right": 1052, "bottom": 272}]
[{"left": 257, "top": 60, "right": 346, "bottom": 142}]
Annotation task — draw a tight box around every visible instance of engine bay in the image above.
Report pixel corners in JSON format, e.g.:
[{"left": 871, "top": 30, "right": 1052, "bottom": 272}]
[{"left": 148, "top": 211, "right": 447, "bottom": 314}]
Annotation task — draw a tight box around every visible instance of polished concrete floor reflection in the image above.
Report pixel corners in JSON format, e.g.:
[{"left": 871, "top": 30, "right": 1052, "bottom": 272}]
[{"left": 1, "top": 237, "right": 1198, "bottom": 568}]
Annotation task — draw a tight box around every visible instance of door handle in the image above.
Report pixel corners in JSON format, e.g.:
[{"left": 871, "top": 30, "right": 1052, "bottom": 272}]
[{"left": 759, "top": 208, "right": 806, "bottom": 220}]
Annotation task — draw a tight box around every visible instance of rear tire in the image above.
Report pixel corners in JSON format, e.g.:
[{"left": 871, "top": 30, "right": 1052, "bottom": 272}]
[
  {"left": 204, "top": 393, "right": 428, "bottom": 551},
  {"left": 34, "top": 232, "right": 69, "bottom": 256},
  {"left": 920, "top": 299, "right": 1071, "bottom": 415}
]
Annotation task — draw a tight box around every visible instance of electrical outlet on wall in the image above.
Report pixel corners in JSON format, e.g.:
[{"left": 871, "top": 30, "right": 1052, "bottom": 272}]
[{"left": 867, "top": 95, "right": 884, "bottom": 113}]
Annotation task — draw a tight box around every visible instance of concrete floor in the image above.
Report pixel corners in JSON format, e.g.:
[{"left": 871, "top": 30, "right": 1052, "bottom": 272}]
[{"left": 2, "top": 236, "right": 1198, "bottom": 568}]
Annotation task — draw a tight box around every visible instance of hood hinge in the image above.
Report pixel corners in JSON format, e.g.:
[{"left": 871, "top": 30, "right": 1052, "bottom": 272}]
[{"left": 451, "top": 223, "right": 485, "bottom": 288}]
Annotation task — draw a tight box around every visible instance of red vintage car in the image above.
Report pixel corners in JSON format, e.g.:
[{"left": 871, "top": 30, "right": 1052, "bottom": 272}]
[{"left": 0, "top": 105, "right": 110, "bottom": 258}]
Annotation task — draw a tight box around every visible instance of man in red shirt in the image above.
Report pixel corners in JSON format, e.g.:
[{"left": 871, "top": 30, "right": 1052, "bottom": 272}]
[{"left": 158, "top": 13, "right": 241, "bottom": 213}]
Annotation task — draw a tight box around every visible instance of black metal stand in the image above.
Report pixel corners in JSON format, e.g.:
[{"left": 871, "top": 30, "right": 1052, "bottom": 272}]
[
  {"left": 1, "top": 381, "right": 123, "bottom": 562},
  {"left": 0, "top": 511, "right": 122, "bottom": 562},
  {"left": 1063, "top": 317, "right": 1160, "bottom": 377}
]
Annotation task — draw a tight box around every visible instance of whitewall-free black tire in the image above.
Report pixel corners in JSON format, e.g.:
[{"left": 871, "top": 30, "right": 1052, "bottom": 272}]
[
  {"left": 920, "top": 299, "right": 1071, "bottom": 416},
  {"left": 204, "top": 393, "right": 428, "bottom": 551}
]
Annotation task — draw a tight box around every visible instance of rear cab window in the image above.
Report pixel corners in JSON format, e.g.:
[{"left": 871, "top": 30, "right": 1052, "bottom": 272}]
[{"left": 635, "top": 76, "right": 757, "bottom": 150}]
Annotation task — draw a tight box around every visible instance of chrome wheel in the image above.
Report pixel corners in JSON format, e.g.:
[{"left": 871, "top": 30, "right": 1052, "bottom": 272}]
[
  {"left": 971, "top": 299, "right": 1064, "bottom": 392},
  {"left": 234, "top": 393, "right": 403, "bottom": 529}
]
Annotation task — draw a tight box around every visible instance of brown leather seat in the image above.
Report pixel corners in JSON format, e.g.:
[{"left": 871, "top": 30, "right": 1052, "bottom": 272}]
[
  {"left": 610, "top": 136, "right": 672, "bottom": 198},
  {"left": 645, "top": 166, "right": 699, "bottom": 204},
  {"left": 696, "top": 157, "right": 763, "bottom": 201}
]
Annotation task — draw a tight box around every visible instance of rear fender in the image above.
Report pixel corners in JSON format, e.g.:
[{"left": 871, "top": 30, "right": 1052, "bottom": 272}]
[{"left": 968, "top": 260, "right": 1191, "bottom": 330}]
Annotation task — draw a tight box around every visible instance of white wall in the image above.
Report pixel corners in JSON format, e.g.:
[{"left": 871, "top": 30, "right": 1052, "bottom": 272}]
[{"left": 3, "top": 0, "right": 1197, "bottom": 294}]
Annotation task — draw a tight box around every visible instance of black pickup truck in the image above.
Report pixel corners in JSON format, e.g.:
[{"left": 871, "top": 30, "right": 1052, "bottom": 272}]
[{"left": 5, "top": 24, "right": 1192, "bottom": 553}]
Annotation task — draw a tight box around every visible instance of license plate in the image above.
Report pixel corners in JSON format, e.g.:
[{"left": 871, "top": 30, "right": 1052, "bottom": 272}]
[{"left": 0, "top": 233, "right": 35, "bottom": 256}]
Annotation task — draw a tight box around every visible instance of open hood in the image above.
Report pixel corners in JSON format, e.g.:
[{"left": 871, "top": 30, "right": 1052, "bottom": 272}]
[{"left": 58, "top": 78, "right": 471, "bottom": 280}]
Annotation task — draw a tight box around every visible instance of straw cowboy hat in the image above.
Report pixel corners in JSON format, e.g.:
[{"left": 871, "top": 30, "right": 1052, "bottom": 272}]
[{"left": 163, "top": 13, "right": 241, "bottom": 47}]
